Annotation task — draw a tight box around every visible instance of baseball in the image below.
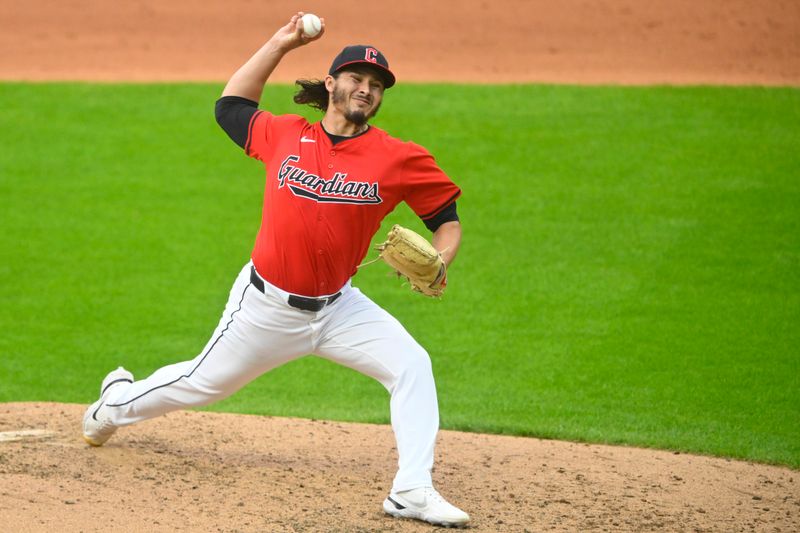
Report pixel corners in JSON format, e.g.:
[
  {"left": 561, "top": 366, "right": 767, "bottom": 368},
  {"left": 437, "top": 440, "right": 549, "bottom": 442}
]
[{"left": 301, "top": 13, "right": 322, "bottom": 38}]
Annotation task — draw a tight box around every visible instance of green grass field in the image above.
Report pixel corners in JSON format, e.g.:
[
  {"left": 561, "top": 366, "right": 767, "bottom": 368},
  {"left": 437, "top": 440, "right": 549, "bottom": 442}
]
[{"left": 1, "top": 82, "right": 798, "bottom": 468}]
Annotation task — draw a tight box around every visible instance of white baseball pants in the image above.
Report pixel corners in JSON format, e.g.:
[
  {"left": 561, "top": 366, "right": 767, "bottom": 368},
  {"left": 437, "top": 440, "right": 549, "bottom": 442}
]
[{"left": 103, "top": 262, "right": 439, "bottom": 492}]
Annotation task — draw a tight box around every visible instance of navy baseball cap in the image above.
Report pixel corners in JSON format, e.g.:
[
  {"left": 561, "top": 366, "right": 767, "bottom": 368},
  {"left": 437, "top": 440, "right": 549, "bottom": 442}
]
[{"left": 329, "top": 45, "right": 396, "bottom": 88}]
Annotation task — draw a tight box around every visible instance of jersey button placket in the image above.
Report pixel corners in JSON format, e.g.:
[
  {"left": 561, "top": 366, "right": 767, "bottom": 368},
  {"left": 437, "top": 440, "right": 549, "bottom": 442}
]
[
  {"left": 316, "top": 149, "right": 333, "bottom": 288},
  {"left": 316, "top": 250, "right": 327, "bottom": 295}
]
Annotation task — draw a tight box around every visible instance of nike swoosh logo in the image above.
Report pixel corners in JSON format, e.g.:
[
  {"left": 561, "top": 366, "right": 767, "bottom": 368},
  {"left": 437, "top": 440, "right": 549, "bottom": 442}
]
[
  {"left": 387, "top": 496, "right": 406, "bottom": 510},
  {"left": 300, "top": 136, "right": 316, "bottom": 143}
]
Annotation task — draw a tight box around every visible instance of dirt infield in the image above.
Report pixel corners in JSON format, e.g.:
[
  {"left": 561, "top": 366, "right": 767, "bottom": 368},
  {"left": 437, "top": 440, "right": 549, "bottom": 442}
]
[
  {"left": 2, "top": 1, "right": 799, "bottom": 531},
  {"left": 1, "top": 0, "right": 798, "bottom": 85},
  {"left": 1, "top": 403, "right": 798, "bottom": 532}
]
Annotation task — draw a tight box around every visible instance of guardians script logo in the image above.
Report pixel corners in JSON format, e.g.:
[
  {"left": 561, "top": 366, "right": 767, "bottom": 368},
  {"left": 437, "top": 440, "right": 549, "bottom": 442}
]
[{"left": 277, "top": 155, "right": 382, "bottom": 205}]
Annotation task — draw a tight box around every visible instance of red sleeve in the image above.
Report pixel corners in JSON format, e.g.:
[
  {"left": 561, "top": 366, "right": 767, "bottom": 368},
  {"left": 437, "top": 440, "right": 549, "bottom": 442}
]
[
  {"left": 244, "top": 111, "right": 307, "bottom": 161},
  {"left": 401, "top": 143, "right": 462, "bottom": 220}
]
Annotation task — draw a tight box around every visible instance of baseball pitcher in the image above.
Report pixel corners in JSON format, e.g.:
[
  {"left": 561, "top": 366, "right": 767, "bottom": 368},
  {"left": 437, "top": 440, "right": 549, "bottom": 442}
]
[{"left": 82, "top": 12, "right": 468, "bottom": 527}]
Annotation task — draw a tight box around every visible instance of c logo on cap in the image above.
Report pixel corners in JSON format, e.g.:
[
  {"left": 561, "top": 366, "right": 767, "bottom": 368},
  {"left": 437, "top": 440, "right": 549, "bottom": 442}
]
[{"left": 365, "top": 48, "right": 378, "bottom": 63}]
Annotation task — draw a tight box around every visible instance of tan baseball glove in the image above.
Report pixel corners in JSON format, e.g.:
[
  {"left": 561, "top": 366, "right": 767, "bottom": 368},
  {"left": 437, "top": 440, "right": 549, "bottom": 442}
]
[{"left": 376, "top": 224, "right": 447, "bottom": 297}]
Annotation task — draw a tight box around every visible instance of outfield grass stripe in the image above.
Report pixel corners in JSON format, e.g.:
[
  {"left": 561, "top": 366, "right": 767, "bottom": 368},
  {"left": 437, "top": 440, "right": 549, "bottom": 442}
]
[{"left": 1, "top": 82, "right": 798, "bottom": 467}]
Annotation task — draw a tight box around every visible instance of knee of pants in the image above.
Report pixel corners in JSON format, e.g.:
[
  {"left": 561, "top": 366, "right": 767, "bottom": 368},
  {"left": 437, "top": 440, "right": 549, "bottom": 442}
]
[
  {"left": 165, "top": 375, "right": 244, "bottom": 408},
  {"left": 390, "top": 347, "right": 435, "bottom": 392},
  {"left": 194, "top": 380, "right": 245, "bottom": 403}
]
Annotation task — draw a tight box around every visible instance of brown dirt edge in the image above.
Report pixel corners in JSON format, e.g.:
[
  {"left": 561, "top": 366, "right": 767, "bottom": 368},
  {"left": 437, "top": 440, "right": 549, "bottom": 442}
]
[
  {"left": 2, "top": 0, "right": 799, "bottom": 86},
  {"left": 0, "top": 403, "right": 798, "bottom": 532}
]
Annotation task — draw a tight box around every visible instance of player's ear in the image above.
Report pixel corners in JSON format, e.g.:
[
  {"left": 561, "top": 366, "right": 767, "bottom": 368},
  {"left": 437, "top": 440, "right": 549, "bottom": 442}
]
[{"left": 324, "top": 75, "right": 335, "bottom": 92}]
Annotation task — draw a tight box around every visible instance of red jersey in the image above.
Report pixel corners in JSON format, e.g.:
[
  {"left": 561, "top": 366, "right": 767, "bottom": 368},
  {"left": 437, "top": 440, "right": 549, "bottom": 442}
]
[{"left": 245, "top": 111, "right": 461, "bottom": 297}]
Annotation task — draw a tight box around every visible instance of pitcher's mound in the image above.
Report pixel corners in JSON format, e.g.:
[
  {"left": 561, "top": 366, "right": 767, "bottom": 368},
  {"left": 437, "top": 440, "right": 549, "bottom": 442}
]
[{"left": 0, "top": 403, "right": 797, "bottom": 531}]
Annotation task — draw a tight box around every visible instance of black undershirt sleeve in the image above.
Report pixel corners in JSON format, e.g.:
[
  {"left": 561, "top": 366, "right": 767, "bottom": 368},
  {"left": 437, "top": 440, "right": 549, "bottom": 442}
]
[
  {"left": 423, "top": 201, "right": 459, "bottom": 232},
  {"left": 215, "top": 96, "right": 259, "bottom": 149}
]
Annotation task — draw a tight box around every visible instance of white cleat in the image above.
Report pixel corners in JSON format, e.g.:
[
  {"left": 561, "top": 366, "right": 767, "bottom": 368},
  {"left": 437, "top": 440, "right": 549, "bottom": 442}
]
[
  {"left": 82, "top": 366, "right": 133, "bottom": 447},
  {"left": 383, "top": 486, "right": 470, "bottom": 527}
]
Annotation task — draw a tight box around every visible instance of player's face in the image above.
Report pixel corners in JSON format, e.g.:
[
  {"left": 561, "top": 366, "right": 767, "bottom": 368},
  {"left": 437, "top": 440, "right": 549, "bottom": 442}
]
[{"left": 329, "top": 69, "right": 384, "bottom": 126}]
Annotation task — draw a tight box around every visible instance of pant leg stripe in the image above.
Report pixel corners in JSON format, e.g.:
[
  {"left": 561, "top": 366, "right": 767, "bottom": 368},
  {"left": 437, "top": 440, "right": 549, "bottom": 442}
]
[{"left": 107, "top": 283, "right": 252, "bottom": 407}]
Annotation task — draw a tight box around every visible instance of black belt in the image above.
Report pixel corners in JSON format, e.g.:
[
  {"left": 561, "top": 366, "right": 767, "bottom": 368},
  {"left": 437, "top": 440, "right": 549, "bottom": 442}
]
[{"left": 250, "top": 266, "right": 341, "bottom": 312}]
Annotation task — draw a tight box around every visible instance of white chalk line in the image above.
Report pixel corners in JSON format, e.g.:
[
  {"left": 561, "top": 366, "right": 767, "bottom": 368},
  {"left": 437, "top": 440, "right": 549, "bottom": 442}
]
[{"left": 0, "top": 429, "right": 56, "bottom": 442}]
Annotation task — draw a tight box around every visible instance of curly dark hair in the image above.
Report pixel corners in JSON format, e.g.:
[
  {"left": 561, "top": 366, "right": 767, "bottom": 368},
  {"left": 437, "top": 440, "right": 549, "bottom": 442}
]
[{"left": 293, "top": 78, "right": 331, "bottom": 111}]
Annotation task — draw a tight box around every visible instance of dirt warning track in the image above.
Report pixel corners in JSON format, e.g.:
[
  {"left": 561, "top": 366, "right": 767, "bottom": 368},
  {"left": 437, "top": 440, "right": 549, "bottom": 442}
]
[{"left": 1, "top": 0, "right": 798, "bottom": 85}]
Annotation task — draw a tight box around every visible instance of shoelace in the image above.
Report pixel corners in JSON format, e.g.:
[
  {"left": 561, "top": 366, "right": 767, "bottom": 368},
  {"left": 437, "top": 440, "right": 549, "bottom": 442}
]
[{"left": 422, "top": 487, "right": 447, "bottom": 505}]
